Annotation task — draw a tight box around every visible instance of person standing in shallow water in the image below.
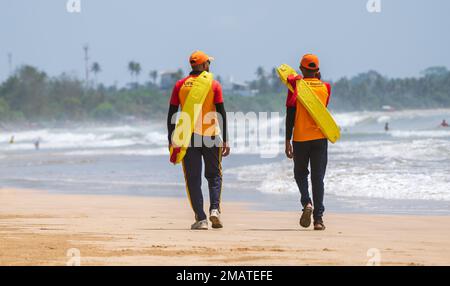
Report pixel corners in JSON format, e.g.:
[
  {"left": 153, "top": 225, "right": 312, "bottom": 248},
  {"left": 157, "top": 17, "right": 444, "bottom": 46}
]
[
  {"left": 33, "top": 137, "right": 40, "bottom": 150},
  {"left": 284, "top": 54, "right": 331, "bottom": 231}
]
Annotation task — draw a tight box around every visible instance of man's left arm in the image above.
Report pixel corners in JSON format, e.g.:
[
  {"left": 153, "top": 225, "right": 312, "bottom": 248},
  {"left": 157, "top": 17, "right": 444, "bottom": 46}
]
[
  {"left": 167, "top": 81, "right": 181, "bottom": 146},
  {"left": 213, "top": 81, "right": 230, "bottom": 157},
  {"left": 215, "top": 103, "right": 228, "bottom": 144},
  {"left": 324, "top": 82, "right": 331, "bottom": 107}
]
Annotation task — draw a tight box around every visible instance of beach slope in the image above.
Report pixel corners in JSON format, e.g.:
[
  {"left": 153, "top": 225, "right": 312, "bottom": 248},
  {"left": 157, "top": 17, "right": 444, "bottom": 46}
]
[{"left": 1, "top": 188, "right": 449, "bottom": 266}]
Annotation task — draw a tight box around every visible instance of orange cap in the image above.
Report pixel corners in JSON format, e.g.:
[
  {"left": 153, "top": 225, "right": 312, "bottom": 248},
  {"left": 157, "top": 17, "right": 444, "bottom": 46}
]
[
  {"left": 300, "top": 54, "right": 320, "bottom": 70},
  {"left": 189, "top": 50, "right": 214, "bottom": 66}
]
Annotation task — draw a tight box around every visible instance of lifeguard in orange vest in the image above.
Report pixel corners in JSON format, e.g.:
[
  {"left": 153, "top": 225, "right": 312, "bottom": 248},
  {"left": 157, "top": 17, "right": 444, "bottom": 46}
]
[{"left": 284, "top": 54, "right": 331, "bottom": 231}]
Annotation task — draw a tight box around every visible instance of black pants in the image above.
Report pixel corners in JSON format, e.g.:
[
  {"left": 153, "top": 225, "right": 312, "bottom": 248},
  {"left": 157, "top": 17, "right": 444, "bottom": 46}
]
[
  {"left": 293, "top": 139, "right": 328, "bottom": 221},
  {"left": 181, "top": 135, "right": 223, "bottom": 221}
]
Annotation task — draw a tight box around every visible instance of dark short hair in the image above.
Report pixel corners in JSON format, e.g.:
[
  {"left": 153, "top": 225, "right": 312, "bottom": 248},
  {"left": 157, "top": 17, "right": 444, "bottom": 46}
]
[{"left": 300, "top": 66, "right": 318, "bottom": 76}]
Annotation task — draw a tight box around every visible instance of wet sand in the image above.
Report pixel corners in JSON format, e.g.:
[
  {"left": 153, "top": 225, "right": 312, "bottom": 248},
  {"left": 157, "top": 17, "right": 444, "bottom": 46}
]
[{"left": 1, "top": 188, "right": 449, "bottom": 266}]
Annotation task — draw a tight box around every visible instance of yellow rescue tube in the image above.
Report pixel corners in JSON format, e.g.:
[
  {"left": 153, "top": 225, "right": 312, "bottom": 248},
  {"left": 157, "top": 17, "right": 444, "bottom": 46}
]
[
  {"left": 276, "top": 64, "right": 296, "bottom": 93},
  {"left": 276, "top": 64, "right": 341, "bottom": 143},
  {"left": 170, "top": 71, "right": 214, "bottom": 164}
]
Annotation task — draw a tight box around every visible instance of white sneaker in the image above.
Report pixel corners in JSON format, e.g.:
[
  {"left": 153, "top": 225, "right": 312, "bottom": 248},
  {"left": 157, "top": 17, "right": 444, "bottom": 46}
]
[
  {"left": 191, "top": 219, "right": 208, "bottom": 230},
  {"left": 209, "top": 209, "right": 223, "bottom": 229}
]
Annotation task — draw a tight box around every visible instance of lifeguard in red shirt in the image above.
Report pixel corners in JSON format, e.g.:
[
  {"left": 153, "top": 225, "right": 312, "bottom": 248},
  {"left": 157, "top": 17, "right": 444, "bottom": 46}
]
[
  {"left": 167, "top": 51, "right": 230, "bottom": 230},
  {"left": 284, "top": 54, "right": 331, "bottom": 231}
]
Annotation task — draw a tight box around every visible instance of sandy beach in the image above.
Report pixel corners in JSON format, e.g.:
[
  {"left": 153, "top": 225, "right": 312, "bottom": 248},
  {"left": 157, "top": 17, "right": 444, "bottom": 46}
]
[{"left": 0, "top": 188, "right": 449, "bottom": 266}]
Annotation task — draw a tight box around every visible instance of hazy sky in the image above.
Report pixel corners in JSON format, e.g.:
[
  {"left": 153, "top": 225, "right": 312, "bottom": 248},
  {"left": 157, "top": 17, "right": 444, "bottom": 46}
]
[{"left": 2, "top": 0, "right": 450, "bottom": 86}]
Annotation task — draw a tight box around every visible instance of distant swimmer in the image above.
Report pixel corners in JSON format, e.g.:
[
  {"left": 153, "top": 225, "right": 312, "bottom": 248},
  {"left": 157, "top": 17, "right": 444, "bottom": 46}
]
[
  {"left": 441, "top": 119, "right": 449, "bottom": 127},
  {"left": 9, "top": 135, "right": 15, "bottom": 144},
  {"left": 34, "top": 138, "right": 41, "bottom": 150},
  {"left": 384, "top": 122, "right": 389, "bottom": 132}
]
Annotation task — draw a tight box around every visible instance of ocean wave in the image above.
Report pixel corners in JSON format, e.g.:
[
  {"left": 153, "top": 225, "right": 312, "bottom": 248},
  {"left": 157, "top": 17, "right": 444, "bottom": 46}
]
[
  {"left": 334, "top": 109, "right": 450, "bottom": 128},
  {"left": 389, "top": 129, "right": 450, "bottom": 138},
  {"left": 1, "top": 109, "right": 450, "bottom": 153},
  {"left": 225, "top": 136, "right": 450, "bottom": 201},
  {"left": 330, "top": 138, "right": 450, "bottom": 162},
  {"left": 0, "top": 125, "right": 167, "bottom": 151},
  {"left": 64, "top": 148, "right": 169, "bottom": 156},
  {"left": 3, "top": 176, "right": 185, "bottom": 188},
  {"left": 226, "top": 159, "right": 450, "bottom": 201}
]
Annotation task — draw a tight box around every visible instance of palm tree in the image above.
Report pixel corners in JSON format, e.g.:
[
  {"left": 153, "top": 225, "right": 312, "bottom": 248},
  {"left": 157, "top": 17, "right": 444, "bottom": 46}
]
[
  {"left": 271, "top": 67, "right": 277, "bottom": 80},
  {"left": 149, "top": 70, "right": 158, "bottom": 85},
  {"left": 134, "top": 62, "right": 141, "bottom": 83},
  {"left": 91, "top": 62, "right": 101, "bottom": 86},
  {"left": 256, "top": 66, "right": 266, "bottom": 80},
  {"left": 255, "top": 66, "right": 268, "bottom": 92},
  {"left": 128, "top": 61, "right": 142, "bottom": 87},
  {"left": 271, "top": 67, "right": 282, "bottom": 91},
  {"left": 128, "top": 61, "right": 136, "bottom": 82}
]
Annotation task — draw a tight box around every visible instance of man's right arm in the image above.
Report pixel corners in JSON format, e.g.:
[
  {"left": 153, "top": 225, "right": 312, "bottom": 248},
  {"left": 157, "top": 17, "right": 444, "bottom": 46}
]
[
  {"left": 285, "top": 80, "right": 297, "bottom": 159},
  {"left": 286, "top": 106, "right": 296, "bottom": 141},
  {"left": 167, "top": 104, "right": 178, "bottom": 145},
  {"left": 324, "top": 82, "right": 331, "bottom": 107},
  {"left": 167, "top": 82, "right": 181, "bottom": 145},
  {"left": 285, "top": 79, "right": 297, "bottom": 141}
]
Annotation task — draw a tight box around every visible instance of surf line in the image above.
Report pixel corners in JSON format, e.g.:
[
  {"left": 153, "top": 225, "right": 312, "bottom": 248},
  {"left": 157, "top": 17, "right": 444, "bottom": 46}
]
[{"left": 176, "top": 270, "right": 210, "bottom": 284}]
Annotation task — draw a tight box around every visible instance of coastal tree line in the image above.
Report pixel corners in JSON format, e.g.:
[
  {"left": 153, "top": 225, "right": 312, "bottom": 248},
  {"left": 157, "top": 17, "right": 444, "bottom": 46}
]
[{"left": 1, "top": 64, "right": 450, "bottom": 123}]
